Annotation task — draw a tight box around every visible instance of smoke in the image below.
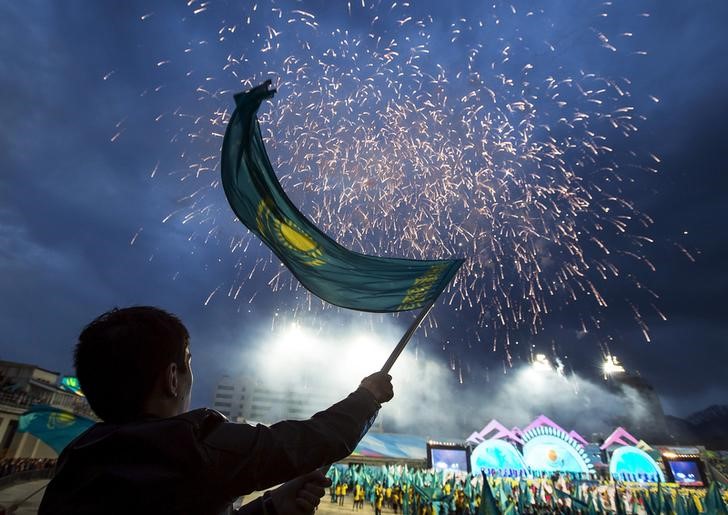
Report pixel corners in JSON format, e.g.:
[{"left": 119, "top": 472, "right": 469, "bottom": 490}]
[{"left": 235, "top": 317, "right": 654, "bottom": 441}]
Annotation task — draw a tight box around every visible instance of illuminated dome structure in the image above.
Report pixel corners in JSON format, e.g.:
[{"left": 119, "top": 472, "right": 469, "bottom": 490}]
[
  {"left": 467, "top": 415, "right": 596, "bottom": 477},
  {"left": 470, "top": 439, "right": 528, "bottom": 474},
  {"left": 520, "top": 417, "right": 594, "bottom": 475},
  {"left": 609, "top": 446, "right": 665, "bottom": 482},
  {"left": 463, "top": 415, "right": 710, "bottom": 482},
  {"left": 522, "top": 432, "right": 593, "bottom": 474}
]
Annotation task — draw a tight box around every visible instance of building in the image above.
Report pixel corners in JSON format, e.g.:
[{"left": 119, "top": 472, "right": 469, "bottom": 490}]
[
  {"left": 212, "top": 375, "right": 384, "bottom": 432},
  {"left": 0, "top": 360, "right": 96, "bottom": 459}
]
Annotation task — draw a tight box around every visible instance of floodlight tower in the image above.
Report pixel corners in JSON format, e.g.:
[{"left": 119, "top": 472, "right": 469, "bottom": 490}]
[
  {"left": 601, "top": 354, "right": 625, "bottom": 380},
  {"left": 524, "top": 353, "right": 554, "bottom": 387},
  {"left": 600, "top": 354, "right": 668, "bottom": 441},
  {"left": 531, "top": 353, "right": 553, "bottom": 372}
]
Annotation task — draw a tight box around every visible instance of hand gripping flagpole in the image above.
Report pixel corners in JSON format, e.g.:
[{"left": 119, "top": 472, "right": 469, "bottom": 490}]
[
  {"left": 318, "top": 296, "right": 440, "bottom": 478},
  {"left": 380, "top": 297, "right": 438, "bottom": 373}
]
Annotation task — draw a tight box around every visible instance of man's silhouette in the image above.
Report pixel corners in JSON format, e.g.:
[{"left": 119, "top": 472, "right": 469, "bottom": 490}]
[{"left": 39, "top": 306, "right": 394, "bottom": 514}]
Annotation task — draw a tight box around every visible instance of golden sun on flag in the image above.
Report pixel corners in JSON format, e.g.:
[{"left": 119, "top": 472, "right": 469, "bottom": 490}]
[{"left": 256, "top": 200, "right": 325, "bottom": 266}]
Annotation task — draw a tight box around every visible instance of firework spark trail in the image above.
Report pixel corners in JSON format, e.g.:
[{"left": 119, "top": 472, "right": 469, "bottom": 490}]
[{"left": 140, "top": 0, "right": 664, "bottom": 355}]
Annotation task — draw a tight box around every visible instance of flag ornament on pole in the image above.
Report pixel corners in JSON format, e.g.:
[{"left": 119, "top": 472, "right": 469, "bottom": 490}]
[{"left": 221, "top": 81, "right": 464, "bottom": 313}]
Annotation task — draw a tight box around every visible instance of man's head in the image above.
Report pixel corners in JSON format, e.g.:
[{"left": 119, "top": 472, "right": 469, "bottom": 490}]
[{"left": 74, "top": 306, "right": 193, "bottom": 423}]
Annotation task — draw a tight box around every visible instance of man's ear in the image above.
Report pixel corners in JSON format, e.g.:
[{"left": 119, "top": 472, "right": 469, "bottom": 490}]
[{"left": 165, "top": 362, "right": 179, "bottom": 398}]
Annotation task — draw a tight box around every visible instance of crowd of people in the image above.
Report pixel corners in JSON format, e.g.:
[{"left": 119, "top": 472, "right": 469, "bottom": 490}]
[
  {"left": 0, "top": 458, "right": 56, "bottom": 479},
  {"left": 325, "top": 464, "right": 728, "bottom": 514}
]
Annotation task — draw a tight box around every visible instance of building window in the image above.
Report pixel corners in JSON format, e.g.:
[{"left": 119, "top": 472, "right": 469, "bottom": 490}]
[
  {"left": 215, "top": 393, "right": 233, "bottom": 399},
  {"left": 218, "top": 385, "right": 234, "bottom": 391},
  {"left": 214, "top": 401, "right": 232, "bottom": 408}
]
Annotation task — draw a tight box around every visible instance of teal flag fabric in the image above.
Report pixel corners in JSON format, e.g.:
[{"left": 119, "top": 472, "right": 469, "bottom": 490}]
[
  {"left": 18, "top": 405, "right": 94, "bottom": 454},
  {"left": 221, "top": 81, "right": 464, "bottom": 312},
  {"left": 705, "top": 482, "right": 728, "bottom": 514},
  {"left": 478, "top": 475, "right": 501, "bottom": 515},
  {"left": 553, "top": 487, "right": 589, "bottom": 509}
]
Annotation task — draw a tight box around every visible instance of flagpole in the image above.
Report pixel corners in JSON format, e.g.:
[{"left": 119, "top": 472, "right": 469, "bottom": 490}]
[
  {"left": 316, "top": 299, "right": 437, "bottom": 478},
  {"left": 380, "top": 298, "right": 438, "bottom": 374}
]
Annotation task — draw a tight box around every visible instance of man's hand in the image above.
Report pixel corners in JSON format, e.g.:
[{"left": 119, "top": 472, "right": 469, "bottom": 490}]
[
  {"left": 359, "top": 371, "right": 394, "bottom": 404},
  {"left": 269, "top": 469, "right": 331, "bottom": 514}
]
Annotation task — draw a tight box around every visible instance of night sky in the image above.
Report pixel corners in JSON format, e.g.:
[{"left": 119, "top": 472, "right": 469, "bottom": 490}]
[{"left": 1, "top": 1, "right": 726, "bottom": 422}]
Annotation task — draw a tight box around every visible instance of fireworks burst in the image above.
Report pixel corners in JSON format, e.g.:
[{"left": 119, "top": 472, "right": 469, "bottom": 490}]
[{"left": 126, "top": 0, "right": 664, "bottom": 357}]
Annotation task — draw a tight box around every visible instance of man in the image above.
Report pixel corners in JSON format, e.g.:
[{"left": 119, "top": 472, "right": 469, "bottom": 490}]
[
  {"left": 39, "top": 306, "right": 394, "bottom": 514},
  {"left": 373, "top": 483, "right": 384, "bottom": 515}
]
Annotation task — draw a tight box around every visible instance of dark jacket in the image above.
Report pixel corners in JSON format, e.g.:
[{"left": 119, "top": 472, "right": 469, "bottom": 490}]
[{"left": 39, "top": 388, "right": 380, "bottom": 514}]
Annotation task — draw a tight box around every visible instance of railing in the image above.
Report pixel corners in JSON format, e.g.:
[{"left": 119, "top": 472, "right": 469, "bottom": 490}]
[
  {"left": 0, "top": 390, "right": 96, "bottom": 420},
  {"left": 0, "top": 391, "right": 31, "bottom": 409}
]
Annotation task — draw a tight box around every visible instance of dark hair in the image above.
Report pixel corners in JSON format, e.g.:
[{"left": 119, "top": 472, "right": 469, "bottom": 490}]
[{"left": 74, "top": 306, "right": 189, "bottom": 423}]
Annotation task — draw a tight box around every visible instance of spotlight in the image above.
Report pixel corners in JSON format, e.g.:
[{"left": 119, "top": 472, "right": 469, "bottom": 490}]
[
  {"left": 602, "top": 355, "right": 625, "bottom": 376},
  {"left": 531, "top": 353, "right": 552, "bottom": 372}
]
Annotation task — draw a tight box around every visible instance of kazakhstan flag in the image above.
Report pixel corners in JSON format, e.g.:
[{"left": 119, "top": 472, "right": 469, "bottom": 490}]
[
  {"left": 221, "top": 81, "right": 464, "bottom": 312},
  {"left": 18, "top": 405, "right": 94, "bottom": 454}
]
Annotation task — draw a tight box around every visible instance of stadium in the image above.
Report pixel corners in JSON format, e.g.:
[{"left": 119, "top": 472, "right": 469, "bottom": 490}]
[{"left": 2, "top": 358, "right": 727, "bottom": 513}]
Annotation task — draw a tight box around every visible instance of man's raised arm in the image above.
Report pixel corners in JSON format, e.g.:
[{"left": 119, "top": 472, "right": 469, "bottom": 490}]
[{"left": 202, "top": 371, "right": 394, "bottom": 499}]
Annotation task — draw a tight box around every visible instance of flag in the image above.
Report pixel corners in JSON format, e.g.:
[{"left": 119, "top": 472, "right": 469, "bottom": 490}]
[
  {"left": 18, "top": 405, "right": 94, "bottom": 454},
  {"left": 221, "top": 81, "right": 464, "bottom": 312},
  {"left": 464, "top": 476, "right": 473, "bottom": 500},
  {"left": 655, "top": 481, "right": 665, "bottom": 514},
  {"left": 643, "top": 491, "right": 657, "bottom": 515},
  {"left": 585, "top": 491, "right": 597, "bottom": 515},
  {"left": 478, "top": 474, "right": 500, "bottom": 515},
  {"left": 705, "top": 482, "right": 728, "bottom": 515},
  {"left": 431, "top": 488, "right": 452, "bottom": 515},
  {"left": 554, "top": 488, "right": 589, "bottom": 510},
  {"left": 517, "top": 480, "right": 528, "bottom": 513},
  {"left": 414, "top": 469, "right": 424, "bottom": 488},
  {"left": 326, "top": 466, "right": 341, "bottom": 488},
  {"left": 615, "top": 487, "right": 627, "bottom": 515},
  {"left": 631, "top": 490, "right": 640, "bottom": 515},
  {"left": 447, "top": 472, "right": 456, "bottom": 495},
  {"left": 675, "top": 494, "right": 688, "bottom": 515},
  {"left": 663, "top": 487, "right": 675, "bottom": 515},
  {"left": 497, "top": 479, "right": 509, "bottom": 508},
  {"left": 685, "top": 493, "right": 701, "bottom": 515}
]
